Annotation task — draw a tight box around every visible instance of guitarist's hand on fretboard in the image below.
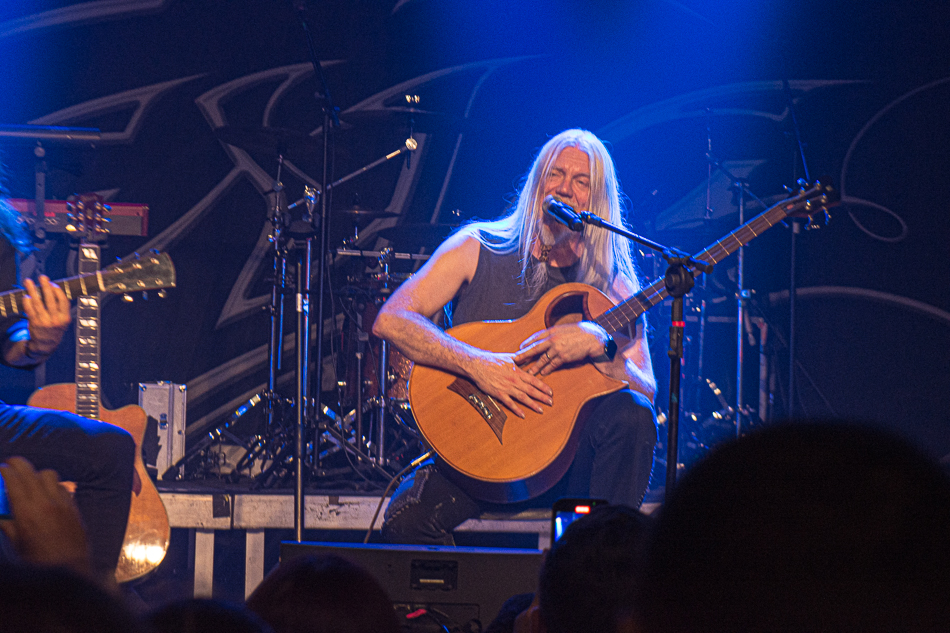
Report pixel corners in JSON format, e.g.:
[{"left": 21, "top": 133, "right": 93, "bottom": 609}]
[{"left": 6, "top": 276, "right": 71, "bottom": 366}]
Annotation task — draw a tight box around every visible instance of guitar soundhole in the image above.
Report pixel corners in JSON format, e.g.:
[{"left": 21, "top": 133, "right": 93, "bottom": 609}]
[{"left": 545, "top": 292, "right": 587, "bottom": 327}]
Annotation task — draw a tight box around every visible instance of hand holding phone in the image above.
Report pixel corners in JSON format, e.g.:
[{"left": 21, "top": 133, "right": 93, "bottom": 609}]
[{"left": 551, "top": 498, "right": 608, "bottom": 542}]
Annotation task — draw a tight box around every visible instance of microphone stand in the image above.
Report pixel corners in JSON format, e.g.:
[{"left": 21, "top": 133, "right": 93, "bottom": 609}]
[
  {"left": 291, "top": 0, "right": 340, "bottom": 543},
  {"left": 576, "top": 212, "right": 712, "bottom": 496}
]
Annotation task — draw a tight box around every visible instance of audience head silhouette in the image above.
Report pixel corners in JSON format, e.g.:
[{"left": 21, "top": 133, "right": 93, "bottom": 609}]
[
  {"left": 246, "top": 553, "right": 400, "bottom": 633},
  {"left": 0, "top": 563, "right": 146, "bottom": 633},
  {"left": 635, "top": 421, "right": 950, "bottom": 633},
  {"left": 528, "top": 504, "right": 651, "bottom": 633}
]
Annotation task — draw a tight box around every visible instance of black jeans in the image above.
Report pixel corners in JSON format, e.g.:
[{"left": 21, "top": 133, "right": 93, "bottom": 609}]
[
  {"left": 382, "top": 389, "right": 657, "bottom": 545},
  {"left": 0, "top": 404, "right": 135, "bottom": 577}
]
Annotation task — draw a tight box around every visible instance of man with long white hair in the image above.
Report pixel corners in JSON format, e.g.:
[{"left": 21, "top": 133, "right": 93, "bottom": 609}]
[{"left": 373, "top": 129, "right": 657, "bottom": 544}]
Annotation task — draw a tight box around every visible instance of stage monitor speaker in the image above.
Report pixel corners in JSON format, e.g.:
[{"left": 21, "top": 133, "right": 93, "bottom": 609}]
[{"left": 280, "top": 541, "right": 543, "bottom": 630}]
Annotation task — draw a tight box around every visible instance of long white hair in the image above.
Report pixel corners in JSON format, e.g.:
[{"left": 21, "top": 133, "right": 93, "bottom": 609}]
[{"left": 461, "top": 129, "right": 640, "bottom": 296}]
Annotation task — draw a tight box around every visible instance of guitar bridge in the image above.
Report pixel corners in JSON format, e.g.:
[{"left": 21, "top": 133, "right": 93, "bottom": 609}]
[{"left": 448, "top": 378, "right": 506, "bottom": 444}]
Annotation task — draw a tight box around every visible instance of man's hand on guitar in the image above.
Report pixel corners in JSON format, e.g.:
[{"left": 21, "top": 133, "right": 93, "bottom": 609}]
[
  {"left": 466, "top": 350, "right": 553, "bottom": 419},
  {"left": 22, "top": 276, "right": 71, "bottom": 357},
  {"left": 515, "top": 321, "right": 609, "bottom": 377}
]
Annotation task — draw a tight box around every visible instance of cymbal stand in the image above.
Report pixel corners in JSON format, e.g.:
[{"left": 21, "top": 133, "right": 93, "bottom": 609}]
[
  {"left": 735, "top": 177, "right": 748, "bottom": 437},
  {"left": 781, "top": 77, "right": 812, "bottom": 419},
  {"left": 373, "top": 247, "right": 395, "bottom": 464},
  {"left": 705, "top": 154, "right": 771, "bottom": 436},
  {"left": 229, "top": 169, "right": 297, "bottom": 483},
  {"left": 267, "top": 160, "right": 291, "bottom": 430}
]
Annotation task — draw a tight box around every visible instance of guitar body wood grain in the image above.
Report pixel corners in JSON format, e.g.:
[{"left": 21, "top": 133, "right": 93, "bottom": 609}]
[{"left": 408, "top": 283, "right": 626, "bottom": 503}]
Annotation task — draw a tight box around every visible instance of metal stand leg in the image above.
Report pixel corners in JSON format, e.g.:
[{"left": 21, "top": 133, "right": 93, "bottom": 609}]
[{"left": 376, "top": 339, "right": 388, "bottom": 464}]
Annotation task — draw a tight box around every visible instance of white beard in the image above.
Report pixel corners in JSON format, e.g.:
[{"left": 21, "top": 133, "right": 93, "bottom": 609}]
[{"left": 540, "top": 221, "right": 575, "bottom": 248}]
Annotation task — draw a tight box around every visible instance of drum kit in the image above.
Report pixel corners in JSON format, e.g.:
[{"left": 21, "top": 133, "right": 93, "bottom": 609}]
[{"left": 178, "top": 121, "right": 454, "bottom": 488}]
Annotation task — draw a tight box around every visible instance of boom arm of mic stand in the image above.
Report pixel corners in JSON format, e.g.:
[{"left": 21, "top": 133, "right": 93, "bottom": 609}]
[
  {"left": 286, "top": 140, "right": 417, "bottom": 210},
  {"left": 578, "top": 212, "right": 713, "bottom": 274}
]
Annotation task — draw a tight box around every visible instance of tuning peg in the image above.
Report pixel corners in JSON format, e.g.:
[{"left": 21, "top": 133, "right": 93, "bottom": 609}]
[
  {"left": 806, "top": 207, "right": 832, "bottom": 230},
  {"left": 141, "top": 291, "right": 149, "bottom": 301},
  {"left": 122, "top": 293, "right": 134, "bottom": 303},
  {"left": 157, "top": 289, "right": 167, "bottom": 299}
]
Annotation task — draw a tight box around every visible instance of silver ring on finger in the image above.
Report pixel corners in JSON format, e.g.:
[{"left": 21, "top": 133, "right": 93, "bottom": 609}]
[{"left": 543, "top": 351, "right": 551, "bottom": 361}]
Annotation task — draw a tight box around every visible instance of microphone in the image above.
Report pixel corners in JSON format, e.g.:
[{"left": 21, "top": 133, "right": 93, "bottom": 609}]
[{"left": 543, "top": 195, "right": 584, "bottom": 232}]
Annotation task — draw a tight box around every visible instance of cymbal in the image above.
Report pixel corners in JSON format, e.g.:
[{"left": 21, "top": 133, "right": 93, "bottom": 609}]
[
  {"left": 339, "top": 108, "right": 464, "bottom": 132},
  {"left": 377, "top": 223, "right": 458, "bottom": 247},
  {"left": 214, "top": 126, "right": 320, "bottom": 160},
  {"left": 335, "top": 205, "right": 398, "bottom": 220}
]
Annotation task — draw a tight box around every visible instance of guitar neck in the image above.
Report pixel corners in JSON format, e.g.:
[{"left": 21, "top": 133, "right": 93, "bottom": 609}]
[
  {"left": 0, "top": 271, "right": 108, "bottom": 320},
  {"left": 594, "top": 185, "right": 829, "bottom": 334},
  {"left": 76, "top": 244, "right": 102, "bottom": 418}
]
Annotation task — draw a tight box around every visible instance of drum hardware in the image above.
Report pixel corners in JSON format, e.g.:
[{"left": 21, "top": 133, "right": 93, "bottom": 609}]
[
  {"left": 376, "top": 223, "right": 458, "bottom": 250},
  {"left": 337, "top": 247, "right": 431, "bottom": 262},
  {"left": 333, "top": 247, "right": 423, "bottom": 470},
  {"left": 335, "top": 196, "right": 399, "bottom": 247},
  {"left": 188, "top": 136, "right": 422, "bottom": 491},
  {"left": 198, "top": 60, "right": 438, "bottom": 508},
  {"left": 336, "top": 204, "right": 399, "bottom": 220}
]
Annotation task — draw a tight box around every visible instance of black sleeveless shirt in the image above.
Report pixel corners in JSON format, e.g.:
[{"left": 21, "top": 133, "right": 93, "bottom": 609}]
[{"left": 450, "top": 243, "right": 578, "bottom": 327}]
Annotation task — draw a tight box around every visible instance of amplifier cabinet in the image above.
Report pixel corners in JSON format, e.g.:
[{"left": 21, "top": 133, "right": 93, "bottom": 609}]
[{"left": 280, "top": 541, "right": 542, "bottom": 628}]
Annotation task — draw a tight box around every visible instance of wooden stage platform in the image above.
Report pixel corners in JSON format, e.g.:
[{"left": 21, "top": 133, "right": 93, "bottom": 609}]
[{"left": 159, "top": 489, "right": 552, "bottom": 599}]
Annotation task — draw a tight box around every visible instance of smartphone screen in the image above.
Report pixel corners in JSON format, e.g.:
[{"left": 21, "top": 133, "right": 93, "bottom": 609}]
[
  {"left": 0, "top": 472, "right": 10, "bottom": 519},
  {"left": 551, "top": 498, "right": 608, "bottom": 542}
]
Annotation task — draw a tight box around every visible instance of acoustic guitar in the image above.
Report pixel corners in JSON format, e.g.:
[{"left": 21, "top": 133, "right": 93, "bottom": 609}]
[
  {"left": 23, "top": 194, "right": 175, "bottom": 582},
  {"left": 408, "top": 181, "right": 837, "bottom": 503}
]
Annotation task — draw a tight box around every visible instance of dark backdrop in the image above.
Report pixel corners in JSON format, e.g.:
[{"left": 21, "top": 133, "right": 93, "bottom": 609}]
[{"left": 1, "top": 0, "right": 948, "bottom": 465}]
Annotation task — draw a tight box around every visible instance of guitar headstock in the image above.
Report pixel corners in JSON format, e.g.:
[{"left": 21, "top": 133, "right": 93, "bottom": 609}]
[
  {"left": 102, "top": 251, "right": 177, "bottom": 295},
  {"left": 782, "top": 179, "right": 840, "bottom": 229},
  {"left": 66, "top": 193, "right": 111, "bottom": 243}
]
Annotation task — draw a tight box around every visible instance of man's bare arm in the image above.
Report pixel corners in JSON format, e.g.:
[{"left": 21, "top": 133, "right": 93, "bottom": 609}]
[{"left": 372, "top": 233, "right": 553, "bottom": 418}]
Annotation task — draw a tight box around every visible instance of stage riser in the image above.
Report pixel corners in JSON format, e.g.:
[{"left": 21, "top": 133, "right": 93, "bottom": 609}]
[{"left": 158, "top": 491, "right": 550, "bottom": 599}]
